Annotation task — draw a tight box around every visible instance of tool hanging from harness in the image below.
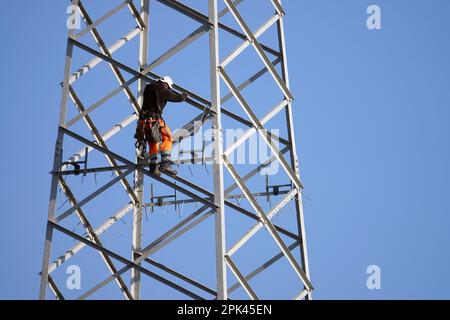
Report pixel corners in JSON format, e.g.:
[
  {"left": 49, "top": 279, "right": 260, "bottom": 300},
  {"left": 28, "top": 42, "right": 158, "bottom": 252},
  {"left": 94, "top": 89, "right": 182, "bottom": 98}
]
[{"left": 134, "top": 117, "right": 162, "bottom": 157}]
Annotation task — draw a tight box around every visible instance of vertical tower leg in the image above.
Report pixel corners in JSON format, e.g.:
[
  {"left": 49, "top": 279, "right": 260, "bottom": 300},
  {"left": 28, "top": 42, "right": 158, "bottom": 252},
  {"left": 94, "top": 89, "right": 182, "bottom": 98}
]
[
  {"left": 131, "top": 0, "right": 149, "bottom": 300},
  {"left": 39, "top": 130, "right": 64, "bottom": 300},
  {"left": 209, "top": 0, "right": 227, "bottom": 301},
  {"left": 276, "top": 0, "right": 312, "bottom": 300},
  {"left": 39, "top": 8, "right": 77, "bottom": 297}
]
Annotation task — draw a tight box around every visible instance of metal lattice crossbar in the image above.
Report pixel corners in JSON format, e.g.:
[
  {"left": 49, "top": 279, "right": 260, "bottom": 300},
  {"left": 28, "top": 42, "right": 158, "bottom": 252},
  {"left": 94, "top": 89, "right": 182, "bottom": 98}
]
[{"left": 39, "top": 0, "right": 313, "bottom": 300}]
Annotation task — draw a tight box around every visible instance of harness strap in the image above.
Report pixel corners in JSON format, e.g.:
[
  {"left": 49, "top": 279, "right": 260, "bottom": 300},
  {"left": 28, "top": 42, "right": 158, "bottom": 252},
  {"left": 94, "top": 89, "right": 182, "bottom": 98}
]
[{"left": 135, "top": 117, "right": 165, "bottom": 156}]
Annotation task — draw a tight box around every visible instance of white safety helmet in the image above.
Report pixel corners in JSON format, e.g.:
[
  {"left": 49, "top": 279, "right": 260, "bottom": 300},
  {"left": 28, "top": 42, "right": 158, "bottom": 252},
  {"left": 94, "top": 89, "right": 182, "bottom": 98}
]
[{"left": 158, "top": 76, "right": 174, "bottom": 89}]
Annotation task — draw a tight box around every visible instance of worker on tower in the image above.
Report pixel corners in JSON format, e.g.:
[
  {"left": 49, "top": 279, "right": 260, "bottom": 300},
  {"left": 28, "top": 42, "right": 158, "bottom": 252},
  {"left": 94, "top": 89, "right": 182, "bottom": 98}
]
[{"left": 135, "top": 76, "right": 188, "bottom": 176}]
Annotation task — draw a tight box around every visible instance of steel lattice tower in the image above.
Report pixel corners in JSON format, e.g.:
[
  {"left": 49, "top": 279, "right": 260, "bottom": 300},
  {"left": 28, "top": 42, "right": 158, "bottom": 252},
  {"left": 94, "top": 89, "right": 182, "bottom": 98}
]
[{"left": 39, "top": 0, "right": 313, "bottom": 300}]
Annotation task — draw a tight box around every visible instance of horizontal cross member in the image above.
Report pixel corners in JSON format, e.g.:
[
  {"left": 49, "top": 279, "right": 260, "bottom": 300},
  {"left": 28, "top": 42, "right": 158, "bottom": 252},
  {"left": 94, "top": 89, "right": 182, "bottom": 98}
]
[{"left": 146, "top": 190, "right": 291, "bottom": 207}]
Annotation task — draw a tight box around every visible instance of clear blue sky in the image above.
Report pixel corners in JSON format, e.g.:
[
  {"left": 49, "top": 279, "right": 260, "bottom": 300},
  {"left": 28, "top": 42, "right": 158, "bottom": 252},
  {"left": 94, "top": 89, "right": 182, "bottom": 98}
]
[{"left": 0, "top": 0, "right": 449, "bottom": 299}]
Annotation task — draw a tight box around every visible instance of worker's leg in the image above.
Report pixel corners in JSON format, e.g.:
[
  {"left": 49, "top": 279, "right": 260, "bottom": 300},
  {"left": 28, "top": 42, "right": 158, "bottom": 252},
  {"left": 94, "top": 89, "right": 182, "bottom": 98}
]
[
  {"left": 159, "top": 121, "right": 176, "bottom": 175},
  {"left": 148, "top": 142, "right": 159, "bottom": 164},
  {"left": 160, "top": 121, "right": 173, "bottom": 162},
  {"left": 147, "top": 141, "right": 161, "bottom": 175}
]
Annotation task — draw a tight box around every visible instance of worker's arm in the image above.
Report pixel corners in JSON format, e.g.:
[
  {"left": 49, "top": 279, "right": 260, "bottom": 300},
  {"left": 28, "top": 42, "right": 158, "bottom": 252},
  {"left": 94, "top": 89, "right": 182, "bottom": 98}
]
[
  {"left": 161, "top": 86, "right": 188, "bottom": 103},
  {"left": 142, "top": 84, "right": 153, "bottom": 108}
]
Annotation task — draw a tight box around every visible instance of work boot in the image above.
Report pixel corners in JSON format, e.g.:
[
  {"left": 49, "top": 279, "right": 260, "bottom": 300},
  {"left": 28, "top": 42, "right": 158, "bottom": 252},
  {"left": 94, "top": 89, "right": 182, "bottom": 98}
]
[
  {"left": 149, "top": 163, "right": 161, "bottom": 176},
  {"left": 148, "top": 154, "right": 160, "bottom": 175},
  {"left": 160, "top": 152, "right": 177, "bottom": 176},
  {"left": 159, "top": 160, "right": 177, "bottom": 176}
]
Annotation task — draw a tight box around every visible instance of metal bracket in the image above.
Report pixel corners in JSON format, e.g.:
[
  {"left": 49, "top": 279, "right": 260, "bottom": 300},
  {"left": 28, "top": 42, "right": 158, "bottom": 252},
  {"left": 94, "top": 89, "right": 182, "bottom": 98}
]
[
  {"left": 60, "top": 147, "right": 89, "bottom": 176},
  {"left": 150, "top": 183, "right": 178, "bottom": 214},
  {"left": 265, "top": 174, "right": 292, "bottom": 207}
]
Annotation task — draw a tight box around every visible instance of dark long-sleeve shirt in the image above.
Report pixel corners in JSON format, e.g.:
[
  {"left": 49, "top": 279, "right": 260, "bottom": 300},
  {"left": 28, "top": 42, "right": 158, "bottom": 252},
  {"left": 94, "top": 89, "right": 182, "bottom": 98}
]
[{"left": 140, "top": 81, "right": 187, "bottom": 119}]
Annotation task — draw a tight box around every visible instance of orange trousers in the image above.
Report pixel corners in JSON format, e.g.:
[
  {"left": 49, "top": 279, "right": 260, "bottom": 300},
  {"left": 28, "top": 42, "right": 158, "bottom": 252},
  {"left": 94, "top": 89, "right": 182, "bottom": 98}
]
[{"left": 149, "top": 119, "right": 173, "bottom": 156}]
